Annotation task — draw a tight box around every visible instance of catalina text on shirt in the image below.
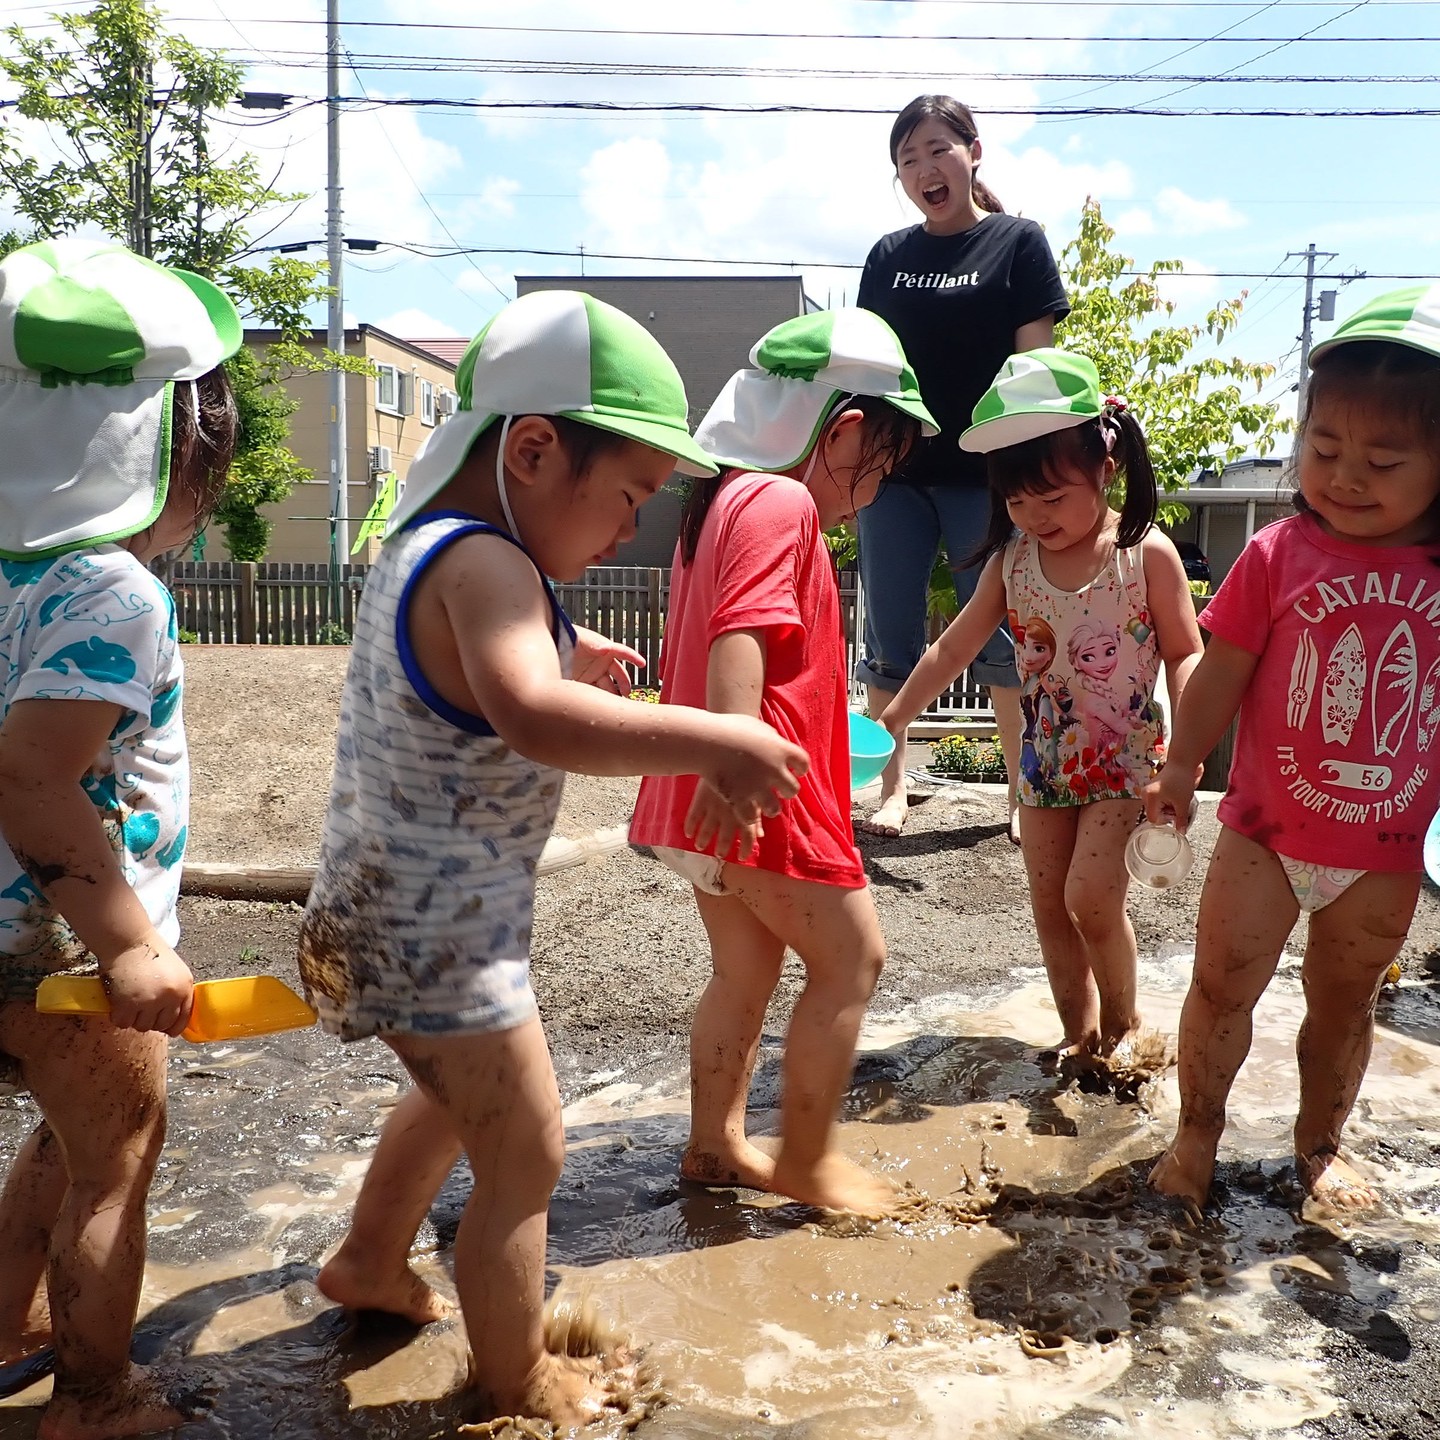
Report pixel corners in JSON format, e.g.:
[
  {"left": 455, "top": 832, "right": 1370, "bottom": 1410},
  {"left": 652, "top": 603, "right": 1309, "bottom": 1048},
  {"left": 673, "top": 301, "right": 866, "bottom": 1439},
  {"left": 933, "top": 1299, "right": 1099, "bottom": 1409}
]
[{"left": 1293, "top": 572, "right": 1440, "bottom": 630}]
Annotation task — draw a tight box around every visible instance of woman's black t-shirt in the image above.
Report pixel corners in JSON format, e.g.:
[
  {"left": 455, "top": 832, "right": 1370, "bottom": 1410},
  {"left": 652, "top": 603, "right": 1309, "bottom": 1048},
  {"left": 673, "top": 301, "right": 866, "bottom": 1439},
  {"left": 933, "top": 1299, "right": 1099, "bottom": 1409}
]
[{"left": 858, "top": 213, "right": 1070, "bottom": 488}]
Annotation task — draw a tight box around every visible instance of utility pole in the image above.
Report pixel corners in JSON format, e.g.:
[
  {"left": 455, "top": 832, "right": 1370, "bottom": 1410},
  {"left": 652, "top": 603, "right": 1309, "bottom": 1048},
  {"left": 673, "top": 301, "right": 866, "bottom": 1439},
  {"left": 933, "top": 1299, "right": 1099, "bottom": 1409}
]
[
  {"left": 326, "top": 0, "right": 348, "bottom": 623},
  {"left": 1289, "top": 242, "right": 1337, "bottom": 413}
]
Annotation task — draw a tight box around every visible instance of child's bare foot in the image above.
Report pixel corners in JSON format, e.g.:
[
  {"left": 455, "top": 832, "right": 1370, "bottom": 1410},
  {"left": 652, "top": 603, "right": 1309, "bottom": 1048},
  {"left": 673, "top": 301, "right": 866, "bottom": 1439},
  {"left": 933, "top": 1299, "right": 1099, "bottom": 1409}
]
[
  {"left": 771, "top": 1151, "right": 897, "bottom": 1217},
  {"left": 680, "top": 1139, "right": 776, "bottom": 1191},
  {"left": 317, "top": 1249, "right": 452, "bottom": 1325},
  {"left": 1297, "top": 1145, "right": 1381, "bottom": 1212},
  {"left": 861, "top": 790, "right": 909, "bottom": 838},
  {"left": 39, "top": 1362, "right": 213, "bottom": 1440},
  {"left": 484, "top": 1350, "right": 636, "bottom": 1430},
  {"left": 1148, "top": 1134, "right": 1216, "bottom": 1210}
]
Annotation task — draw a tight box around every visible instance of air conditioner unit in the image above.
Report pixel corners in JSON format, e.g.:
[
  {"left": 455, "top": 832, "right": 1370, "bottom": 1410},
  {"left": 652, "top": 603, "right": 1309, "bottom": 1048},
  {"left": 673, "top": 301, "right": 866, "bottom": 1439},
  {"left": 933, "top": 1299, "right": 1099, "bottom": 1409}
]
[
  {"left": 397, "top": 372, "right": 416, "bottom": 417},
  {"left": 436, "top": 389, "right": 458, "bottom": 418},
  {"left": 369, "top": 444, "right": 393, "bottom": 474}
]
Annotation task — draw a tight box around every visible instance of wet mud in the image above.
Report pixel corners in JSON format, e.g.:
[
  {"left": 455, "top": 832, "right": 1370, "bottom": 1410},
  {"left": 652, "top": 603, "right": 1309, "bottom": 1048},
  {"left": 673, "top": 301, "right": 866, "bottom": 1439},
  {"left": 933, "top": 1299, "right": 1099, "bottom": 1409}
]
[{"left": 4, "top": 946, "right": 1440, "bottom": 1438}]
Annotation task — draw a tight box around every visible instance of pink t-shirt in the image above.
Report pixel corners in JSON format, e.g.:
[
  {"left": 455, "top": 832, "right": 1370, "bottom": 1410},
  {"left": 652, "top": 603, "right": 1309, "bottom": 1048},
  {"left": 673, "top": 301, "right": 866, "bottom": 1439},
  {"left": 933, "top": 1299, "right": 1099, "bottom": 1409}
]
[
  {"left": 630, "top": 471, "right": 864, "bottom": 888},
  {"left": 1203, "top": 512, "right": 1440, "bottom": 871}
]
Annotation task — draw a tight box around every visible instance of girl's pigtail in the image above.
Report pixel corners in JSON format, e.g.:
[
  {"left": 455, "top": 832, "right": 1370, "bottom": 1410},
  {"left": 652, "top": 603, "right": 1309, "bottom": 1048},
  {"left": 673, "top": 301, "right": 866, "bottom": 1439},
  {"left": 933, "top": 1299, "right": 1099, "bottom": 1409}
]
[
  {"left": 971, "top": 177, "right": 1005, "bottom": 215},
  {"left": 1107, "top": 401, "right": 1159, "bottom": 549},
  {"left": 679, "top": 477, "right": 724, "bottom": 567}
]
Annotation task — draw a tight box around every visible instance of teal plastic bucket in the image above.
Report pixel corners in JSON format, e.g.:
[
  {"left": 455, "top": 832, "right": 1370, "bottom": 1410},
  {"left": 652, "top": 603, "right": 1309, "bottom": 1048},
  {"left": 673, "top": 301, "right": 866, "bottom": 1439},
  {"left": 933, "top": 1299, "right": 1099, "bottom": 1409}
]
[
  {"left": 1425, "top": 806, "right": 1440, "bottom": 886},
  {"left": 849, "top": 711, "right": 895, "bottom": 790}
]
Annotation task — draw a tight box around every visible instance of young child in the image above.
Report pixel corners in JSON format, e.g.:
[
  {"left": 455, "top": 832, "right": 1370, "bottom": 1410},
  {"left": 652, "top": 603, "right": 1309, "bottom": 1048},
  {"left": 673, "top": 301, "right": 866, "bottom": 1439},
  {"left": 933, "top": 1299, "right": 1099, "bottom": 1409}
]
[
  {"left": 296, "top": 290, "right": 809, "bottom": 1429},
  {"left": 1147, "top": 286, "right": 1440, "bottom": 1212},
  {"left": 629, "top": 309, "right": 934, "bottom": 1216},
  {"left": 0, "top": 238, "right": 242, "bottom": 1439},
  {"left": 880, "top": 349, "right": 1202, "bottom": 1065}
]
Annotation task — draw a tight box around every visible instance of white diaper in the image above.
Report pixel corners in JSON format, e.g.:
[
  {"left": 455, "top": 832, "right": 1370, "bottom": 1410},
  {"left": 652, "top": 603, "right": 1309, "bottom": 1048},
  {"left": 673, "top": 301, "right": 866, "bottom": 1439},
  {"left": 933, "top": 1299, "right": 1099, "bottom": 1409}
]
[
  {"left": 1276, "top": 852, "right": 1365, "bottom": 914},
  {"left": 650, "top": 845, "right": 729, "bottom": 897}
]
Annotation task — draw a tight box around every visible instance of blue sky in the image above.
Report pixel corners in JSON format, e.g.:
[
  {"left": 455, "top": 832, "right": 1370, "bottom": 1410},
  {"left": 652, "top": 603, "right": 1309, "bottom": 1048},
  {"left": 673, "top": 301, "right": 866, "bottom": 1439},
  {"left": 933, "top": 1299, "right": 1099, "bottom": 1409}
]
[{"left": 6, "top": 0, "right": 1440, "bottom": 435}]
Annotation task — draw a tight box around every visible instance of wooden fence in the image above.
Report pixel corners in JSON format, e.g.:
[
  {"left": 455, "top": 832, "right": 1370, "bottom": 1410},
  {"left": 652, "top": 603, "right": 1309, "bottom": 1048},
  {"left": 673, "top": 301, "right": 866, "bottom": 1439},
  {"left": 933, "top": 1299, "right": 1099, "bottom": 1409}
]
[{"left": 163, "top": 560, "right": 995, "bottom": 719}]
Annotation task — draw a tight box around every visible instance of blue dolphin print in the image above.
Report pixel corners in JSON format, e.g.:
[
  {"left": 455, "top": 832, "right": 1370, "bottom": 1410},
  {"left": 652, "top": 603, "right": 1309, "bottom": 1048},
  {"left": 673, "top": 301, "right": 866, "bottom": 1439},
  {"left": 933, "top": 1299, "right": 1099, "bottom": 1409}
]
[{"left": 41, "top": 637, "right": 137, "bottom": 685}]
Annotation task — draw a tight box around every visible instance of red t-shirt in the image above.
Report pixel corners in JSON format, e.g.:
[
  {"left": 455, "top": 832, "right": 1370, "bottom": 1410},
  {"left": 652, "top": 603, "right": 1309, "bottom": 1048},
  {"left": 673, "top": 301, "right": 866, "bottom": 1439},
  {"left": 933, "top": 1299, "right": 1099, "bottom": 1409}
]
[
  {"left": 1204, "top": 512, "right": 1440, "bottom": 871},
  {"left": 630, "top": 471, "right": 864, "bottom": 888}
]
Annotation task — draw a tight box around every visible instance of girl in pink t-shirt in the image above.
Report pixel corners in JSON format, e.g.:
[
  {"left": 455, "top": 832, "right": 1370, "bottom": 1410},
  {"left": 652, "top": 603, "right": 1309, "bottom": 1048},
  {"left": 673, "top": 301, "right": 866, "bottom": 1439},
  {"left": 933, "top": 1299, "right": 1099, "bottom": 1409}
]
[
  {"left": 1148, "top": 285, "right": 1440, "bottom": 1214},
  {"left": 630, "top": 309, "right": 933, "bottom": 1217}
]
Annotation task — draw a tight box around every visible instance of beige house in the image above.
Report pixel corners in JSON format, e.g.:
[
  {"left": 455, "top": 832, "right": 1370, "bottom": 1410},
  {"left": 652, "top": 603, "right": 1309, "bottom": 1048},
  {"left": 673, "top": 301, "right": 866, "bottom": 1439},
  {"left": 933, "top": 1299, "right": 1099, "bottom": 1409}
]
[{"left": 231, "top": 326, "right": 460, "bottom": 564}]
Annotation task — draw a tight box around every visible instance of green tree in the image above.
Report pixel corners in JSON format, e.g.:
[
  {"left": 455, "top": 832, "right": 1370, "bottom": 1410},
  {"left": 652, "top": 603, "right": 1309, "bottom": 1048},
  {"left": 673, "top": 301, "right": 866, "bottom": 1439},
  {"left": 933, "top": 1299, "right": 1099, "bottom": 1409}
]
[
  {"left": 0, "top": 0, "right": 336, "bottom": 558},
  {"left": 1057, "top": 198, "right": 1291, "bottom": 512}
]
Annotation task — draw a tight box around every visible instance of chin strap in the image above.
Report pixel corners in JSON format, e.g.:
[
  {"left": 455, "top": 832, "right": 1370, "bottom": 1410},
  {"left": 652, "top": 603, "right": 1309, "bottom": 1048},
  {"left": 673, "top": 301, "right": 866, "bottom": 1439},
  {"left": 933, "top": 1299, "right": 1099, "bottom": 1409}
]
[{"left": 494, "top": 415, "right": 522, "bottom": 543}]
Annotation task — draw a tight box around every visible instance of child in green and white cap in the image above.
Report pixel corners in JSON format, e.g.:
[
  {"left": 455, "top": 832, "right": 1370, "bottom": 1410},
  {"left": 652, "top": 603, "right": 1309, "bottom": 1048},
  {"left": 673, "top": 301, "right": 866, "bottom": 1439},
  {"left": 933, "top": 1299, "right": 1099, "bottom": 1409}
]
[
  {"left": 0, "top": 237, "right": 242, "bottom": 1438},
  {"left": 631, "top": 308, "right": 934, "bottom": 1217},
  {"left": 296, "top": 289, "right": 808, "bottom": 1428},
  {"left": 1148, "top": 284, "right": 1440, "bottom": 1215},
  {"left": 879, "top": 346, "right": 1203, "bottom": 1076}
]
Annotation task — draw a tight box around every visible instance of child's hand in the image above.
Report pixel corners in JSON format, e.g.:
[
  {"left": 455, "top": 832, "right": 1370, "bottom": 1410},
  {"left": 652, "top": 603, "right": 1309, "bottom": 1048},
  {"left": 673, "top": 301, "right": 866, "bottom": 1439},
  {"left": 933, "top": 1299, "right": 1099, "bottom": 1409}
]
[
  {"left": 684, "top": 780, "right": 765, "bottom": 860},
  {"left": 700, "top": 714, "right": 808, "bottom": 818},
  {"left": 1143, "top": 764, "right": 1202, "bottom": 831},
  {"left": 101, "top": 937, "right": 196, "bottom": 1036},
  {"left": 570, "top": 626, "right": 646, "bottom": 697}
]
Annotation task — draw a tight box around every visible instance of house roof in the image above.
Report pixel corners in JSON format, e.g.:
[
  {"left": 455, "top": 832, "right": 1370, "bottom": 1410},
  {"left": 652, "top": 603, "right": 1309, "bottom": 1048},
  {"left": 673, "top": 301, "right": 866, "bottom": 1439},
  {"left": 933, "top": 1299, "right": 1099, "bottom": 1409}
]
[{"left": 405, "top": 336, "right": 469, "bottom": 367}]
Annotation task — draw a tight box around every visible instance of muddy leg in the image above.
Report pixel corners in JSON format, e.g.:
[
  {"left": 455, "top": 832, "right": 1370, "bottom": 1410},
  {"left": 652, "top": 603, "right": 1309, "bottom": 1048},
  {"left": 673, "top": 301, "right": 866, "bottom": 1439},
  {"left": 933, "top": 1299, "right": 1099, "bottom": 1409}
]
[
  {"left": 683, "top": 888, "right": 786, "bottom": 1190},
  {"left": 861, "top": 683, "right": 909, "bottom": 837},
  {"left": 0, "top": 1117, "right": 64, "bottom": 1362},
  {"left": 0, "top": 1007, "right": 208, "bottom": 1440},
  {"left": 1150, "top": 827, "right": 1296, "bottom": 1208},
  {"left": 1018, "top": 805, "right": 1099, "bottom": 1053},
  {"left": 1293, "top": 870, "right": 1420, "bottom": 1211},
  {"left": 990, "top": 685, "right": 1023, "bottom": 844},
  {"left": 318, "top": 1083, "right": 460, "bottom": 1323},
  {"left": 1064, "top": 799, "right": 1143, "bottom": 1052},
  {"left": 392, "top": 1021, "right": 628, "bottom": 1428},
  {"left": 725, "top": 869, "right": 893, "bottom": 1216}
]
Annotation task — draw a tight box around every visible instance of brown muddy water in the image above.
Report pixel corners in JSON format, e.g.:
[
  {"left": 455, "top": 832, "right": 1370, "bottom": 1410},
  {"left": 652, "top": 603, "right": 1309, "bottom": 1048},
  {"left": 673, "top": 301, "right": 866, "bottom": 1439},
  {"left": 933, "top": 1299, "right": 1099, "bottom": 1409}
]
[{"left": 3, "top": 947, "right": 1440, "bottom": 1439}]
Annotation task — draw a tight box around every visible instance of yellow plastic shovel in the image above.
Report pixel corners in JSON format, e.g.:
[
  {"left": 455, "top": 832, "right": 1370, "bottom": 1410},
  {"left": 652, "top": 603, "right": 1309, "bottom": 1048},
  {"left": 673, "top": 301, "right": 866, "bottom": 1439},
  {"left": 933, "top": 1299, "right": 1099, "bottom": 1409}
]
[{"left": 36, "top": 974, "right": 317, "bottom": 1043}]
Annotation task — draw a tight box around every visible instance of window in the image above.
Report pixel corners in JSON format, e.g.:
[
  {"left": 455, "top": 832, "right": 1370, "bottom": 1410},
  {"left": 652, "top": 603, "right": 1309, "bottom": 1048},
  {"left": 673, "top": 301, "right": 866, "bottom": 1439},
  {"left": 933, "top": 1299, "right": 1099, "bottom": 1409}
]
[
  {"left": 375, "top": 363, "right": 400, "bottom": 414},
  {"left": 419, "top": 378, "right": 436, "bottom": 427}
]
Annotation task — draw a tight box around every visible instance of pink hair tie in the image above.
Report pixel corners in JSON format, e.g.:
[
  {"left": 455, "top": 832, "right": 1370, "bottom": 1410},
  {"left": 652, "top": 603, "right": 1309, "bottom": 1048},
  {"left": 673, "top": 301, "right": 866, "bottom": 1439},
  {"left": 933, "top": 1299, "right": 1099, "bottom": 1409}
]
[{"left": 1104, "top": 394, "right": 1128, "bottom": 413}]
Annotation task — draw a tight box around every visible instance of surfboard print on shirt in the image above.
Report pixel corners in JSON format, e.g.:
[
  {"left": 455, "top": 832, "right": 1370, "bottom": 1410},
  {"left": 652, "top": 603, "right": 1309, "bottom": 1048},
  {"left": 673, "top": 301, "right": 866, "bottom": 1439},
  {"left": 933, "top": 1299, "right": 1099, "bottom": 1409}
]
[
  {"left": 1416, "top": 656, "right": 1440, "bottom": 752},
  {"left": 1321, "top": 623, "right": 1366, "bottom": 746},
  {"left": 1287, "top": 631, "right": 1318, "bottom": 730},
  {"left": 1373, "top": 620, "right": 1418, "bottom": 759}
]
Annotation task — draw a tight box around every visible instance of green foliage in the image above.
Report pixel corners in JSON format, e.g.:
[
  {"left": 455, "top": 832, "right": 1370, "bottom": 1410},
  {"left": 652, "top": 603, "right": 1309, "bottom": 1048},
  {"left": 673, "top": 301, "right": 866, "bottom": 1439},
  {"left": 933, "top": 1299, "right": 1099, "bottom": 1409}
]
[
  {"left": 177, "top": 627, "right": 199, "bottom": 643},
  {"left": 1188, "top": 578, "right": 1212, "bottom": 598},
  {"left": 0, "top": 0, "right": 336, "bottom": 560},
  {"left": 315, "top": 622, "right": 351, "bottom": 646},
  {"left": 1057, "top": 200, "right": 1292, "bottom": 494},
  {"left": 928, "top": 734, "right": 1008, "bottom": 780},
  {"left": 629, "top": 687, "right": 662, "bottom": 703}
]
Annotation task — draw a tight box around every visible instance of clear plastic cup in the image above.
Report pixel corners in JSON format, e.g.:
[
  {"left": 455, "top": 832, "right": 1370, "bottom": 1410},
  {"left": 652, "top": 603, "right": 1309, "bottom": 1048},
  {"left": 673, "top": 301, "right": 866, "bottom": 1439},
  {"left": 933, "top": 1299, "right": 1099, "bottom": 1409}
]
[{"left": 1125, "top": 820, "right": 1195, "bottom": 889}]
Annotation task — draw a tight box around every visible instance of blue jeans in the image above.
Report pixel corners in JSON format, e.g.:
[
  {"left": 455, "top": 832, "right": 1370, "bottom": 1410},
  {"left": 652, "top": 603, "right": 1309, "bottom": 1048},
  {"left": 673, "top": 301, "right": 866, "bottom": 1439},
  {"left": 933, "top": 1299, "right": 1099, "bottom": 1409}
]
[{"left": 856, "top": 482, "right": 1017, "bottom": 693}]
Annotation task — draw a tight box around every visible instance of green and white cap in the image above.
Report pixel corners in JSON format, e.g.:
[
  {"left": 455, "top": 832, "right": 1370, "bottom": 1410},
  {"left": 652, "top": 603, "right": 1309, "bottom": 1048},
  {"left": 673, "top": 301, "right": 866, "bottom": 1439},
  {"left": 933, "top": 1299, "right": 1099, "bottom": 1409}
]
[
  {"left": 694, "top": 308, "right": 936, "bottom": 473},
  {"left": 1308, "top": 283, "right": 1440, "bottom": 366},
  {"left": 0, "top": 236, "right": 242, "bottom": 560},
  {"left": 386, "top": 289, "right": 717, "bottom": 538},
  {"left": 960, "top": 348, "right": 1102, "bottom": 454}
]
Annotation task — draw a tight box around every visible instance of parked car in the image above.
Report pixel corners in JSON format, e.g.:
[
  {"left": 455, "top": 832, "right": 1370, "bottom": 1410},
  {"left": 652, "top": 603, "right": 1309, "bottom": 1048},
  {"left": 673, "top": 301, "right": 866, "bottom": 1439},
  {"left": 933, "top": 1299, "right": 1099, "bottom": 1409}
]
[{"left": 1175, "top": 541, "right": 1211, "bottom": 586}]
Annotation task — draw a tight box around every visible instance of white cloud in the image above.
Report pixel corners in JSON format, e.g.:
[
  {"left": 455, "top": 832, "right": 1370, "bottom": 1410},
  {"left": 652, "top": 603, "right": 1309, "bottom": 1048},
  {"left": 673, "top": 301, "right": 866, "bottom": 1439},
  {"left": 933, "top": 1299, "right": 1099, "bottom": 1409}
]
[
  {"left": 1154, "top": 188, "right": 1247, "bottom": 235},
  {"left": 375, "top": 307, "right": 464, "bottom": 337},
  {"left": 1114, "top": 207, "right": 1156, "bottom": 238}
]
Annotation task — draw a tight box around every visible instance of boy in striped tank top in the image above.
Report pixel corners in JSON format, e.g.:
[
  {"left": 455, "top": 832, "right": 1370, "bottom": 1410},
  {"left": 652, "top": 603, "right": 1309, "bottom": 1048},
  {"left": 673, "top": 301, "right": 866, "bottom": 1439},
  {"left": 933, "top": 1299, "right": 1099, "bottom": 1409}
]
[{"left": 297, "top": 292, "right": 807, "bottom": 1430}]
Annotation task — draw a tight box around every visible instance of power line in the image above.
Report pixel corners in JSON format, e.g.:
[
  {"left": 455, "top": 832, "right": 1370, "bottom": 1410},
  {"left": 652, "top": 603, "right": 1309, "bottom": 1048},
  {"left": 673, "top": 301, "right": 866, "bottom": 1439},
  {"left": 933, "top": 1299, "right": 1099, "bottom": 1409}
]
[
  {"left": 158, "top": 16, "right": 1440, "bottom": 42},
  {"left": 249, "top": 237, "right": 1440, "bottom": 280}
]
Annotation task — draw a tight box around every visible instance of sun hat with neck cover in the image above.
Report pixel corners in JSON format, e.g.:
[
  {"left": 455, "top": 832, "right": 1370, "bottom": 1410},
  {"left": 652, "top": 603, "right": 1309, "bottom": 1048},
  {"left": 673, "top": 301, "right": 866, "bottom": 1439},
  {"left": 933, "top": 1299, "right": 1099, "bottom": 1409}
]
[
  {"left": 694, "top": 308, "right": 936, "bottom": 473},
  {"left": 0, "top": 236, "right": 242, "bottom": 560},
  {"left": 385, "top": 288, "right": 718, "bottom": 540}
]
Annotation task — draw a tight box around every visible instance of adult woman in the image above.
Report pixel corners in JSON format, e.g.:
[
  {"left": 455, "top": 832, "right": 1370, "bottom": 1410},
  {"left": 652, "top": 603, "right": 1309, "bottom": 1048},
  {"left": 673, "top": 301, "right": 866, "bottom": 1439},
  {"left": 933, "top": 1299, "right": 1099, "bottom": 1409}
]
[{"left": 856, "top": 94, "right": 1070, "bottom": 837}]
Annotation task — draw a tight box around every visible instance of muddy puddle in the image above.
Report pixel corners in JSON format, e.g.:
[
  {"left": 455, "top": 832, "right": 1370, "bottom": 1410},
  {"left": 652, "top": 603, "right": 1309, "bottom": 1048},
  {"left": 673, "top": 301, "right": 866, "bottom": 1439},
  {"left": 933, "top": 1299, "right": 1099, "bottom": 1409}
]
[{"left": 4, "top": 947, "right": 1440, "bottom": 1438}]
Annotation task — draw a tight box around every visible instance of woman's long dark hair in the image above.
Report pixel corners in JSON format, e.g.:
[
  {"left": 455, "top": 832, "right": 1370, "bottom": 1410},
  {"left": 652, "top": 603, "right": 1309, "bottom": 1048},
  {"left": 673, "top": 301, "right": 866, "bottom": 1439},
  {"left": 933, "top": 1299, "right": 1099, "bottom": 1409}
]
[
  {"left": 1293, "top": 339, "right": 1440, "bottom": 556},
  {"left": 679, "top": 394, "right": 918, "bottom": 566},
  {"left": 889, "top": 95, "right": 1004, "bottom": 215},
  {"left": 968, "top": 408, "right": 1158, "bottom": 569}
]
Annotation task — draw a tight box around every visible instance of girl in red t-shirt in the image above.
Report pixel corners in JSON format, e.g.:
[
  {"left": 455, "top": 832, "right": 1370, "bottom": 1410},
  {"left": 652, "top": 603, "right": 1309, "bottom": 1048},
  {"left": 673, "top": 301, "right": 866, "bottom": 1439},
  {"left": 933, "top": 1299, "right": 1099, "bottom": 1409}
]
[{"left": 630, "top": 310, "right": 933, "bottom": 1215}]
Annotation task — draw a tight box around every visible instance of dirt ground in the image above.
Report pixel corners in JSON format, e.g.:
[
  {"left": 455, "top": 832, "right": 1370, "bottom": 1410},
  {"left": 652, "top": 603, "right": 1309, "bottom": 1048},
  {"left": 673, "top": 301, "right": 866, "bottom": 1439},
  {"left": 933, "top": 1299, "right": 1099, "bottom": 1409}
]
[{"left": 178, "top": 645, "right": 1440, "bottom": 1097}]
